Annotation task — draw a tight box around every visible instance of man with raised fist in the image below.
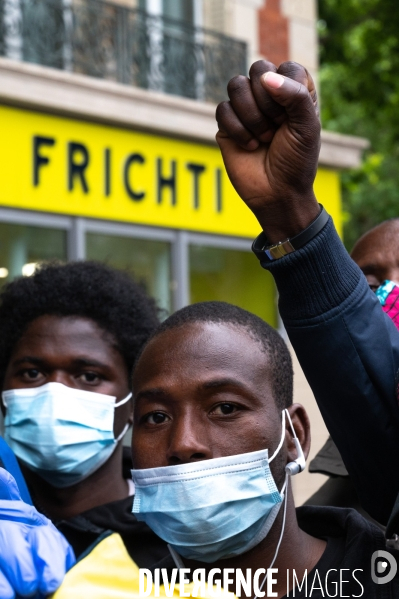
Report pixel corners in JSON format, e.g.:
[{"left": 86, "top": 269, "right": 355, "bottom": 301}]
[{"left": 216, "top": 60, "right": 399, "bottom": 534}]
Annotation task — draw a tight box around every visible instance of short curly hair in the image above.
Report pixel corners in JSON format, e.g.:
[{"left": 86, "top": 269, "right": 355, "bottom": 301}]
[
  {"left": 0, "top": 261, "right": 160, "bottom": 389},
  {"left": 141, "top": 301, "right": 293, "bottom": 411}
]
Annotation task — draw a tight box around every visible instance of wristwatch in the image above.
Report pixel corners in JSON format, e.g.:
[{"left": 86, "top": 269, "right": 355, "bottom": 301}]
[{"left": 251, "top": 204, "right": 329, "bottom": 262}]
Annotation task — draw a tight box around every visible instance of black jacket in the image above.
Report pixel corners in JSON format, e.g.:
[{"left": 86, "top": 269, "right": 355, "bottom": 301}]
[
  {"left": 152, "top": 505, "right": 399, "bottom": 598},
  {"left": 54, "top": 448, "right": 169, "bottom": 564},
  {"left": 293, "top": 506, "right": 399, "bottom": 598},
  {"left": 262, "top": 217, "right": 399, "bottom": 529}
]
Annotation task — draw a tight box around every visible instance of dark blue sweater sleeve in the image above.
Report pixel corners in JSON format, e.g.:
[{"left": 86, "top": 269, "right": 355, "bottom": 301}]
[{"left": 263, "top": 217, "right": 399, "bottom": 524}]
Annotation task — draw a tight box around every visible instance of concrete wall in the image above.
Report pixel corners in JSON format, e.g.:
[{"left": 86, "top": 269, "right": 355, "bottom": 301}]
[
  {"left": 203, "top": 0, "right": 264, "bottom": 66},
  {"left": 221, "top": 0, "right": 319, "bottom": 85},
  {"left": 282, "top": 0, "right": 318, "bottom": 88},
  {"left": 290, "top": 345, "right": 329, "bottom": 505}
]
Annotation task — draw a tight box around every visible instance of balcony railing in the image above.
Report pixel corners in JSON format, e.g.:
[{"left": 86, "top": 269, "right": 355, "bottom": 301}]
[{"left": 0, "top": 0, "right": 247, "bottom": 103}]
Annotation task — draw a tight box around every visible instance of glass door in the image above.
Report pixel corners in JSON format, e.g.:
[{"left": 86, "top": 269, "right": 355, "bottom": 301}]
[
  {"left": 86, "top": 232, "right": 173, "bottom": 315},
  {"left": 0, "top": 222, "right": 67, "bottom": 289},
  {"left": 189, "top": 243, "right": 277, "bottom": 327}
]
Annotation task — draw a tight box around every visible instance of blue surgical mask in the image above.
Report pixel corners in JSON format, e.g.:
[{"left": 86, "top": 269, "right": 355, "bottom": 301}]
[
  {"left": 3, "top": 382, "right": 131, "bottom": 488},
  {"left": 131, "top": 412, "right": 287, "bottom": 563}
]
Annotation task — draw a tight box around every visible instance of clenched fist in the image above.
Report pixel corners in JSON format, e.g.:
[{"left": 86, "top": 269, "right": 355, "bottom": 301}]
[{"left": 216, "top": 60, "right": 321, "bottom": 243}]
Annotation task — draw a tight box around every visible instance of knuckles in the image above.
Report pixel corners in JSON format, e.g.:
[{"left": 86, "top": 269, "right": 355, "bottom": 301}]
[
  {"left": 249, "top": 59, "right": 277, "bottom": 78},
  {"left": 215, "top": 101, "right": 231, "bottom": 125},
  {"left": 227, "top": 75, "right": 250, "bottom": 98},
  {"left": 218, "top": 60, "right": 320, "bottom": 147},
  {"left": 215, "top": 100, "right": 230, "bottom": 122},
  {"left": 278, "top": 61, "right": 308, "bottom": 81}
]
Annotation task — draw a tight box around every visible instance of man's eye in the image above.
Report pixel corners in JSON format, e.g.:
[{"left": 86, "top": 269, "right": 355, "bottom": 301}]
[
  {"left": 213, "top": 403, "right": 237, "bottom": 415},
  {"left": 365, "top": 274, "right": 381, "bottom": 293},
  {"left": 145, "top": 412, "right": 169, "bottom": 425},
  {"left": 24, "top": 369, "right": 40, "bottom": 379},
  {"left": 80, "top": 372, "right": 100, "bottom": 383}
]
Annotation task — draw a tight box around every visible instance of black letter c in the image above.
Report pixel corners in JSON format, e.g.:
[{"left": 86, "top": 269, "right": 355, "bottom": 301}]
[{"left": 124, "top": 153, "right": 146, "bottom": 201}]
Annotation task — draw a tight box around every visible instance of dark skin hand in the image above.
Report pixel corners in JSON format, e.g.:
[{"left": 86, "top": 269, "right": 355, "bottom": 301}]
[
  {"left": 215, "top": 60, "right": 321, "bottom": 243},
  {"left": 132, "top": 322, "right": 326, "bottom": 598},
  {"left": 1, "top": 315, "right": 132, "bottom": 520},
  {"left": 351, "top": 220, "right": 399, "bottom": 291}
]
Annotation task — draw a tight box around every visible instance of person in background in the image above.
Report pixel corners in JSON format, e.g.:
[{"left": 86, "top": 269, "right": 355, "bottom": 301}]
[
  {"left": 307, "top": 218, "right": 399, "bottom": 523},
  {"left": 0, "top": 261, "right": 169, "bottom": 597}
]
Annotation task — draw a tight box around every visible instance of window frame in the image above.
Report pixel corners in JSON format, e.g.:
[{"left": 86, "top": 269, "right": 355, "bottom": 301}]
[{"left": 0, "top": 207, "right": 277, "bottom": 318}]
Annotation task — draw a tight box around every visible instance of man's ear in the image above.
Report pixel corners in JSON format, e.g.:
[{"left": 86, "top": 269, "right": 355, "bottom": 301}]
[{"left": 285, "top": 403, "right": 311, "bottom": 464}]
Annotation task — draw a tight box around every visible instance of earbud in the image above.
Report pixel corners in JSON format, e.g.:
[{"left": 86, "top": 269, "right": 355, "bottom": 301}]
[{"left": 284, "top": 409, "right": 306, "bottom": 476}]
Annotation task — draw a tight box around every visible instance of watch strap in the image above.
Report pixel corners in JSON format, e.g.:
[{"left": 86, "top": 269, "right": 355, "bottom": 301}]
[{"left": 252, "top": 205, "right": 329, "bottom": 262}]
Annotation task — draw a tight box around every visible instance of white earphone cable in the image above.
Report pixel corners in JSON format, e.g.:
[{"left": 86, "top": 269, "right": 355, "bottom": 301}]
[
  {"left": 253, "top": 471, "right": 289, "bottom": 599},
  {"left": 269, "top": 411, "right": 286, "bottom": 462}
]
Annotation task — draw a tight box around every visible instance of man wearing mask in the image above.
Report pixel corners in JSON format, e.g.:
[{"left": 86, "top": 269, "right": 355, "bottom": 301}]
[
  {"left": 3, "top": 302, "right": 396, "bottom": 597},
  {"left": 0, "top": 261, "right": 169, "bottom": 597},
  {"left": 52, "top": 301, "right": 397, "bottom": 597}
]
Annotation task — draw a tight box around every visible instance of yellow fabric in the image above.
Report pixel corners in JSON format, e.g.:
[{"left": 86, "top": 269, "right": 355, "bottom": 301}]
[{"left": 51, "top": 533, "right": 235, "bottom": 599}]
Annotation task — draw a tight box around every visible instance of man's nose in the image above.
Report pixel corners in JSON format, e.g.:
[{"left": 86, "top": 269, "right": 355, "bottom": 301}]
[
  {"left": 166, "top": 415, "right": 212, "bottom": 465},
  {"left": 47, "top": 372, "right": 74, "bottom": 387}
]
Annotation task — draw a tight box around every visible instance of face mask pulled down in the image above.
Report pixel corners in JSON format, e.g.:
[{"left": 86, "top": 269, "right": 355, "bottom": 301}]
[
  {"left": 3, "top": 382, "right": 131, "bottom": 488},
  {"left": 131, "top": 412, "right": 288, "bottom": 563}
]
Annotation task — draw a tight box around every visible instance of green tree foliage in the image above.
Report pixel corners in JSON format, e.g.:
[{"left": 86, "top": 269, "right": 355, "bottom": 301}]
[{"left": 318, "top": 0, "right": 399, "bottom": 248}]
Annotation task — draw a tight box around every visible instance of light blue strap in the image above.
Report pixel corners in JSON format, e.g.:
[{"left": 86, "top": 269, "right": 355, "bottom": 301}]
[{"left": 376, "top": 279, "right": 395, "bottom": 305}]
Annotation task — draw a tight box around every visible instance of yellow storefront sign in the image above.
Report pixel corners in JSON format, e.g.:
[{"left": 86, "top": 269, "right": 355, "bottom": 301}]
[{"left": 0, "top": 105, "right": 342, "bottom": 237}]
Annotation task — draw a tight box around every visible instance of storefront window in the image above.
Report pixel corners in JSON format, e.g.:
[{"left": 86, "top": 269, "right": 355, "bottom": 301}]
[
  {"left": 0, "top": 223, "right": 67, "bottom": 289},
  {"left": 86, "top": 233, "right": 172, "bottom": 314},
  {"left": 189, "top": 245, "right": 277, "bottom": 327}
]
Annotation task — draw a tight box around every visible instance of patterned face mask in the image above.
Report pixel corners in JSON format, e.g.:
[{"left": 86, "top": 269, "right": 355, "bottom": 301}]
[{"left": 376, "top": 280, "right": 399, "bottom": 331}]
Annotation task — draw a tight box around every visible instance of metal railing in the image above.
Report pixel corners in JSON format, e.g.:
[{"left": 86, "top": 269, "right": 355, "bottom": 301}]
[{"left": 0, "top": 0, "right": 247, "bottom": 103}]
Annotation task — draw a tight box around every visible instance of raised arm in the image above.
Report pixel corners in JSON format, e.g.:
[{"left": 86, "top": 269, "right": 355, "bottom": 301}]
[{"left": 216, "top": 60, "right": 399, "bottom": 524}]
